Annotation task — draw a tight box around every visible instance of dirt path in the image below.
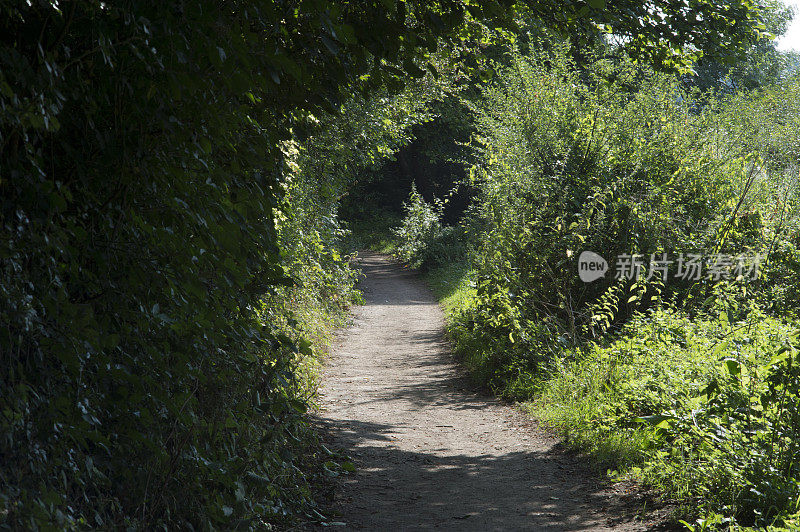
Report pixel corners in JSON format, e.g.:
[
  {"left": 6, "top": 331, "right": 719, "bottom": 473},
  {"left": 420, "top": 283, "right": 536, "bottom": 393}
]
[{"left": 314, "top": 252, "right": 651, "bottom": 531}]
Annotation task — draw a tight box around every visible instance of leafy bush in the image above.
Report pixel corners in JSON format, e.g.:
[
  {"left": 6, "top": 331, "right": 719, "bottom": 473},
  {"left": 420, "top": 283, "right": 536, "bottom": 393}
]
[
  {"left": 0, "top": 3, "right": 318, "bottom": 527},
  {"left": 393, "top": 185, "right": 469, "bottom": 270},
  {"left": 452, "top": 44, "right": 800, "bottom": 394},
  {"left": 531, "top": 303, "right": 800, "bottom": 528},
  {"left": 394, "top": 184, "right": 444, "bottom": 267}
]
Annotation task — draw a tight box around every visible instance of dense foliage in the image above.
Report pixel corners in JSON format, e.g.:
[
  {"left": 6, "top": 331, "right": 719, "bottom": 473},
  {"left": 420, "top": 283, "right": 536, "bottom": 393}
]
[
  {"left": 460, "top": 47, "right": 795, "bottom": 393},
  {"left": 393, "top": 37, "right": 800, "bottom": 528},
  {"left": 393, "top": 184, "right": 470, "bottom": 269},
  {"left": 0, "top": 0, "right": 788, "bottom": 529},
  {"left": 534, "top": 307, "right": 800, "bottom": 527},
  {"left": 0, "top": 1, "right": 473, "bottom": 528}
]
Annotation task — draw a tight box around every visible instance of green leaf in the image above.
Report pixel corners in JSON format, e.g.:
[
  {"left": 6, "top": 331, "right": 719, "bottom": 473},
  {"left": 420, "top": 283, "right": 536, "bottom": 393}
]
[
  {"left": 321, "top": 35, "right": 339, "bottom": 55},
  {"left": 289, "top": 399, "right": 307, "bottom": 414},
  {"left": 298, "top": 338, "right": 313, "bottom": 356},
  {"left": 723, "top": 358, "right": 741, "bottom": 376},
  {"left": 633, "top": 414, "right": 675, "bottom": 428}
]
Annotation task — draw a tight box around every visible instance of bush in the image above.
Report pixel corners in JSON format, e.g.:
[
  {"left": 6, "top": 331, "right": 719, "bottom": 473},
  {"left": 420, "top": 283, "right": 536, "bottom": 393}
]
[
  {"left": 532, "top": 303, "right": 800, "bottom": 527},
  {"left": 453, "top": 44, "right": 800, "bottom": 392},
  {"left": 0, "top": 4, "right": 320, "bottom": 527},
  {"left": 393, "top": 185, "right": 469, "bottom": 270}
]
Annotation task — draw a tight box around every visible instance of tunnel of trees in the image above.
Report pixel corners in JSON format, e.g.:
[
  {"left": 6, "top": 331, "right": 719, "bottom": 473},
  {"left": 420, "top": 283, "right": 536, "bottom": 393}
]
[{"left": 2, "top": 0, "right": 800, "bottom": 529}]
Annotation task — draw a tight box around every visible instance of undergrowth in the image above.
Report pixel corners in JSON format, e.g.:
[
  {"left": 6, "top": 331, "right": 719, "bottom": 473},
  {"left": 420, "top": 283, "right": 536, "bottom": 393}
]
[
  {"left": 426, "top": 253, "right": 800, "bottom": 529},
  {"left": 342, "top": 214, "right": 401, "bottom": 254}
]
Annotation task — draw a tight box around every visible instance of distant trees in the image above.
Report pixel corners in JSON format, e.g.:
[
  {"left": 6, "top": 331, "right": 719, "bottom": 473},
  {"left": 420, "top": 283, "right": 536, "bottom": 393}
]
[{"left": 686, "top": 0, "right": 798, "bottom": 94}]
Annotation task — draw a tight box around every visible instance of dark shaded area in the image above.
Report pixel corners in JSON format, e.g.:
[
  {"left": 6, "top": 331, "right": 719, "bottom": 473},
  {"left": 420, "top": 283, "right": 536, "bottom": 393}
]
[
  {"left": 313, "top": 417, "right": 670, "bottom": 531},
  {"left": 341, "top": 98, "right": 476, "bottom": 226}
]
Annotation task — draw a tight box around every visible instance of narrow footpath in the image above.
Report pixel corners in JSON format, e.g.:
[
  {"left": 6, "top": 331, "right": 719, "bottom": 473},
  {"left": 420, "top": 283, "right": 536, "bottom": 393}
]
[{"left": 314, "top": 251, "right": 653, "bottom": 531}]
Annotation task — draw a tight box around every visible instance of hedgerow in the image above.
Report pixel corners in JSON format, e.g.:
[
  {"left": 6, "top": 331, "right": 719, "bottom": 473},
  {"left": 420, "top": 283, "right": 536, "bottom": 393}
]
[
  {"left": 395, "top": 40, "right": 800, "bottom": 526},
  {"left": 0, "top": 2, "right": 476, "bottom": 528}
]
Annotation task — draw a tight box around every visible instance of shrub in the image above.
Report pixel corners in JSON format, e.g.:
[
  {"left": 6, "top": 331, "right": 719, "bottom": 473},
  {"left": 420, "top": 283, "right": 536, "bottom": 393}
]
[
  {"left": 454, "top": 44, "right": 800, "bottom": 392},
  {"left": 393, "top": 185, "right": 468, "bottom": 270},
  {"left": 533, "top": 304, "right": 800, "bottom": 527}
]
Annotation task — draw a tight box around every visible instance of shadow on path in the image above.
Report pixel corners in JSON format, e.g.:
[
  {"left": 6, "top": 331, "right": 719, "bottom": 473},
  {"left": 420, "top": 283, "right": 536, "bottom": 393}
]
[{"left": 311, "top": 252, "right": 659, "bottom": 531}]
